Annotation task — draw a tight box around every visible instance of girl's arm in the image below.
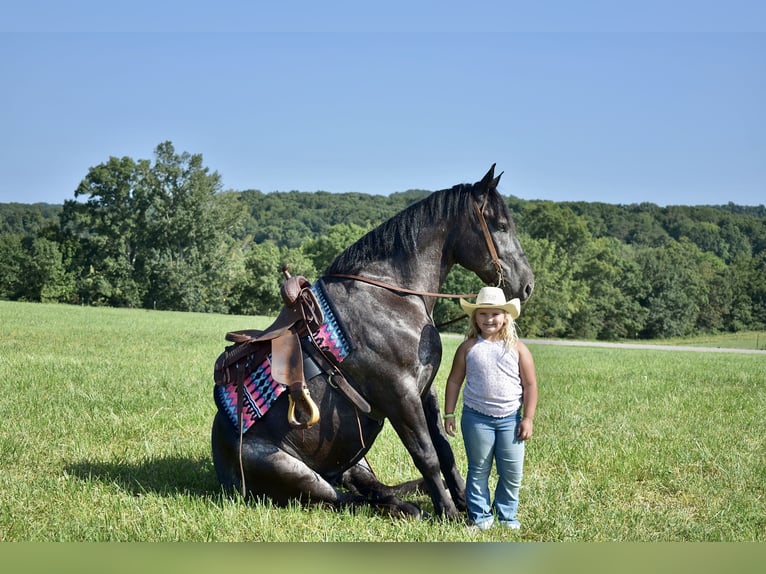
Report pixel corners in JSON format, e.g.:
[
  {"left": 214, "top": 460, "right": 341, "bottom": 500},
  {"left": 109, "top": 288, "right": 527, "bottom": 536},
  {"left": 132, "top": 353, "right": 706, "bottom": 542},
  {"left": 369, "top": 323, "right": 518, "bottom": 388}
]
[
  {"left": 516, "top": 340, "right": 538, "bottom": 441},
  {"left": 443, "top": 340, "right": 471, "bottom": 437}
]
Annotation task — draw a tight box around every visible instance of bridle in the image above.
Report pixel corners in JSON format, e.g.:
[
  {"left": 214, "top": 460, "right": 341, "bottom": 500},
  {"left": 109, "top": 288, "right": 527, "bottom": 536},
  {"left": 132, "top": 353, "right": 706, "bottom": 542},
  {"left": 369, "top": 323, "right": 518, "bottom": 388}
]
[
  {"left": 327, "top": 196, "right": 505, "bottom": 299},
  {"left": 473, "top": 194, "right": 505, "bottom": 288}
]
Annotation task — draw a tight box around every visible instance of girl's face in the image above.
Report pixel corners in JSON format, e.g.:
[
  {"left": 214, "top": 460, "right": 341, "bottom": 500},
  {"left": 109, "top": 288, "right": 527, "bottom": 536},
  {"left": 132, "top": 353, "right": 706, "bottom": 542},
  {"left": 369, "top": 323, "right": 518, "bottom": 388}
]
[{"left": 474, "top": 308, "right": 507, "bottom": 339}]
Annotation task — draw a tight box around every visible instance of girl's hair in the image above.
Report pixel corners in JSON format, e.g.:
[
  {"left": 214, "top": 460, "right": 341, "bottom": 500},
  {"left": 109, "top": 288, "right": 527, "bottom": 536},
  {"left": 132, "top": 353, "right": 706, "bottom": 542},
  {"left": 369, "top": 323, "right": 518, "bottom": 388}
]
[{"left": 466, "top": 309, "right": 519, "bottom": 351}]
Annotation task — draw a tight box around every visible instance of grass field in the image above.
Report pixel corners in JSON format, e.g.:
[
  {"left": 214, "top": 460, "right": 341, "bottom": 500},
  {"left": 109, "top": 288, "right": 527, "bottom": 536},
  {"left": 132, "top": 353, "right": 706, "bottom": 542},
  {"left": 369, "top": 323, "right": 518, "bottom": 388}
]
[
  {"left": 0, "top": 300, "right": 763, "bottom": 542},
  {"left": 629, "top": 331, "right": 766, "bottom": 351}
]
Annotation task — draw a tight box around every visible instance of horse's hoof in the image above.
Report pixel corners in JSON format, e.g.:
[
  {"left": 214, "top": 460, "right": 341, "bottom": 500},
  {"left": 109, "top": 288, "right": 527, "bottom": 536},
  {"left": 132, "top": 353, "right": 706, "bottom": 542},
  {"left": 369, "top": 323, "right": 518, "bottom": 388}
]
[{"left": 398, "top": 501, "right": 423, "bottom": 519}]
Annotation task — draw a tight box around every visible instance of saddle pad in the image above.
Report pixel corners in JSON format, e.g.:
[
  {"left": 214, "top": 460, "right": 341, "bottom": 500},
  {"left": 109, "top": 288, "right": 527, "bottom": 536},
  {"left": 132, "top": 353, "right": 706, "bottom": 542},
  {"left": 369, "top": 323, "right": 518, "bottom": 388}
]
[{"left": 214, "top": 281, "right": 352, "bottom": 432}]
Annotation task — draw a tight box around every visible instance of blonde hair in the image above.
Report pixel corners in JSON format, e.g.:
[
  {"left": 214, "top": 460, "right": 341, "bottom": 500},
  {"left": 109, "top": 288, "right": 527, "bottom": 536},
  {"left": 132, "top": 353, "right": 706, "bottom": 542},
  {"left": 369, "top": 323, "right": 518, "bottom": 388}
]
[{"left": 466, "top": 308, "right": 519, "bottom": 352}]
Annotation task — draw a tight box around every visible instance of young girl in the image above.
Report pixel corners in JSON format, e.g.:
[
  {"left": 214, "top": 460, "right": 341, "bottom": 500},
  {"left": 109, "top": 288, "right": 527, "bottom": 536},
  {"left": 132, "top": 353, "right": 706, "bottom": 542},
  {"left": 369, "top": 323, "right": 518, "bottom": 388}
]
[{"left": 443, "top": 286, "right": 538, "bottom": 530}]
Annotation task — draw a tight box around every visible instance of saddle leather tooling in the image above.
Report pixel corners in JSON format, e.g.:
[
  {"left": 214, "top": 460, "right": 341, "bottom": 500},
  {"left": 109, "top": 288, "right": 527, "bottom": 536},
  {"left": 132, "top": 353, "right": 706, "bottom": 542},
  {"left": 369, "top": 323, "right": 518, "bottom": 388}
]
[{"left": 214, "top": 273, "right": 370, "bottom": 430}]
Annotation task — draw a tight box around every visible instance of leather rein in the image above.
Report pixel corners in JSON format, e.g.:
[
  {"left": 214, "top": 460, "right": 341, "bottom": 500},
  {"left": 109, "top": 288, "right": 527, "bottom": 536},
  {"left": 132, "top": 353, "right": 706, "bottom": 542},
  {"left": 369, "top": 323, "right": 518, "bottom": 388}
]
[{"left": 326, "top": 199, "right": 504, "bottom": 300}]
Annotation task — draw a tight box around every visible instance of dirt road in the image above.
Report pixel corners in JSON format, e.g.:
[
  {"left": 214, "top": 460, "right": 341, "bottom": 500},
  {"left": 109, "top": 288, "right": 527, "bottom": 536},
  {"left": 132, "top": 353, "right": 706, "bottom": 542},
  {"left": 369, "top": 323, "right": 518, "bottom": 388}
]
[{"left": 523, "top": 338, "right": 766, "bottom": 355}]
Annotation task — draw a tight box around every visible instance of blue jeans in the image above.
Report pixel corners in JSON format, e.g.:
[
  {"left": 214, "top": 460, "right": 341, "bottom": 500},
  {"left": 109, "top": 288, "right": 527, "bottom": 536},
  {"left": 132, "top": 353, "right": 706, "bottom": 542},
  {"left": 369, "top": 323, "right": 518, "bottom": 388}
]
[{"left": 461, "top": 406, "right": 525, "bottom": 527}]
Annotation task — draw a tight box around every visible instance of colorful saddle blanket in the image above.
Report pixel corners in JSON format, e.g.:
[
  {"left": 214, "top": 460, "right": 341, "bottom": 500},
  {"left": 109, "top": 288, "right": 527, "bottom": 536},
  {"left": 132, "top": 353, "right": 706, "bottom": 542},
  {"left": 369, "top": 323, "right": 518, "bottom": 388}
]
[{"left": 214, "top": 281, "right": 351, "bottom": 433}]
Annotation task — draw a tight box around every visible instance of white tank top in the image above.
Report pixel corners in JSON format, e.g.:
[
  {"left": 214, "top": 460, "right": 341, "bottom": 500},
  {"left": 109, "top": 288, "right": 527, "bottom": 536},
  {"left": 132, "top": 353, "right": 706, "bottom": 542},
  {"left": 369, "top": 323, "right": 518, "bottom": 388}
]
[{"left": 463, "top": 336, "right": 522, "bottom": 417}]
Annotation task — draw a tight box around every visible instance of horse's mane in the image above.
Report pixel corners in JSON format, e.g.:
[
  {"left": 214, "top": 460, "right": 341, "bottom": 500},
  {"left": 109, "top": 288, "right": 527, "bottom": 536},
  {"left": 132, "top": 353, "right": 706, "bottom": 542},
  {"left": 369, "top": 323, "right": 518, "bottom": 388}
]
[{"left": 326, "top": 183, "right": 476, "bottom": 274}]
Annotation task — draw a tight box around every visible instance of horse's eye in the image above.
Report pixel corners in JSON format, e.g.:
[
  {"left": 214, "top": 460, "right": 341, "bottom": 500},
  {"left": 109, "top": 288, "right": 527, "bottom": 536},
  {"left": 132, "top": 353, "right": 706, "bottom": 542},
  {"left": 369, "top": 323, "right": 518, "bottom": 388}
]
[{"left": 497, "top": 223, "right": 508, "bottom": 233}]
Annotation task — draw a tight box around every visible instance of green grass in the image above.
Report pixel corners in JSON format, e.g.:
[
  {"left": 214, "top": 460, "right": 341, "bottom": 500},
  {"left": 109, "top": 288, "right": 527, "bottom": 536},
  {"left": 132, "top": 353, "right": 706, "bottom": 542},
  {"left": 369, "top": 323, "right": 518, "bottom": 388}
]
[
  {"left": 636, "top": 331, "right": 766, "bottom": 351},
  {"left": 1, "top": 301, "right": 763, "bottom": 541}
]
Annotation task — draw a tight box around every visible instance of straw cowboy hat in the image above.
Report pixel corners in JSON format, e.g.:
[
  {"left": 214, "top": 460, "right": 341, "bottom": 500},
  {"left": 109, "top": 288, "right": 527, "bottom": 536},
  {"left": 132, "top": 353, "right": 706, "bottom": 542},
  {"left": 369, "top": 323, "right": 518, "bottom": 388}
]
[{"left": 460, "top": 286, "right": 521, "bottom": 319}]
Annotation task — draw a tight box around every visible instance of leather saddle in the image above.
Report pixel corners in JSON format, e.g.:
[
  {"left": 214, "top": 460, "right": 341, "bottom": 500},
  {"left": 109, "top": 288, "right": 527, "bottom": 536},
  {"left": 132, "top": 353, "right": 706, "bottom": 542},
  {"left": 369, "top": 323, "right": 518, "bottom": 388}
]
[{"left": 214, "top": 274, "right": 370, "bottom": 429}]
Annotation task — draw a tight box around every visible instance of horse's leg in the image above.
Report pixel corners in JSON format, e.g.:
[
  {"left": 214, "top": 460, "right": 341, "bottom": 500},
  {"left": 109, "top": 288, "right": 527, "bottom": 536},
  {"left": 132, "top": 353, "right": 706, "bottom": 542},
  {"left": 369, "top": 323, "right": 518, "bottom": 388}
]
[
  {"left": 212, "top": 412, "right": 345, "bottom": 505},
  {"left": 422, "top": 386, "right": 467, "bottom": 512},
  {"left": 352, "top": 389, "right": 467, "bottom": 516},
  {"left": 212, "top": 413, "right": 418, "bottom": 517},
  {"left": 385, "top": 399, "right": 461, "bottom": 519},
  {"left": 340, "top": 458, "right": 424, "bottom": 518}
]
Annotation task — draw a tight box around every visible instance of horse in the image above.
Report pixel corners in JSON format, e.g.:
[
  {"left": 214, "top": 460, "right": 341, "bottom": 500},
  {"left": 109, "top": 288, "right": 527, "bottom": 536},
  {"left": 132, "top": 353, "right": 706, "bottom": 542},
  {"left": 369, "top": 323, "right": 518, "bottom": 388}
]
[{"left": 211, "top": 164, "right": 534, "bottom": 519}]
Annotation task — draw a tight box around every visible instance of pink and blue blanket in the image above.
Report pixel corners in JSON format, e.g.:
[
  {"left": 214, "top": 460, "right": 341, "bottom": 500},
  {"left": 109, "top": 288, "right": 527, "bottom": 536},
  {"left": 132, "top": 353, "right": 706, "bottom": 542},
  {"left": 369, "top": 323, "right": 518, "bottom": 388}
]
[{"left": 214, "top": 282, "right": 351, "bottom": 432}]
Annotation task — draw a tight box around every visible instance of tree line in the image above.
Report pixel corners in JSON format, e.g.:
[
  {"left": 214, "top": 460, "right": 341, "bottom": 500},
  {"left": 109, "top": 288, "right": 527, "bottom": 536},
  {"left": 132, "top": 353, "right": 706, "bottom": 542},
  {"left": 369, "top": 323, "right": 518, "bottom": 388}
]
[{"left": 1, "top": 142, "right": 765, "bottom": 340}]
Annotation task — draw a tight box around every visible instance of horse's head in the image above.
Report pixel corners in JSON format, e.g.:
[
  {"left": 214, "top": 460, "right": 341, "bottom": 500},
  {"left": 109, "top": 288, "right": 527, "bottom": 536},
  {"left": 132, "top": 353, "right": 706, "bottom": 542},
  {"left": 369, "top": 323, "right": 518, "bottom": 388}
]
[{"left": 453, "top": 164, "right": 534, "bottom": 302}]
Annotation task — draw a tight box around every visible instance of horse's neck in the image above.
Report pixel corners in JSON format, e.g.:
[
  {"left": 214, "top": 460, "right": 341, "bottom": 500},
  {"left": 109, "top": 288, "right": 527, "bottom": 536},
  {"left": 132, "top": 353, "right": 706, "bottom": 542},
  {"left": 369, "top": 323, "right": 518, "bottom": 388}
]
[{"left": 366, "top": 231, "right": 454, "bottom": 298}]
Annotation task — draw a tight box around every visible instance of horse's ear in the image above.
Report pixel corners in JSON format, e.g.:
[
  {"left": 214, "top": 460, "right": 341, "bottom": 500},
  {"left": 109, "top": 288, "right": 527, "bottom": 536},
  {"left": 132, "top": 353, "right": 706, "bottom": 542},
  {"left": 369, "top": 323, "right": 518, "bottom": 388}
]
[
  {"left": 474, "top": 164, "right": 501, "bottom": 202},
  {"left": 479, "top": 164, "right": 497, "bottom": 189},
  {"left": 492, "top": 171, "right": 504, "bottom": 190}
]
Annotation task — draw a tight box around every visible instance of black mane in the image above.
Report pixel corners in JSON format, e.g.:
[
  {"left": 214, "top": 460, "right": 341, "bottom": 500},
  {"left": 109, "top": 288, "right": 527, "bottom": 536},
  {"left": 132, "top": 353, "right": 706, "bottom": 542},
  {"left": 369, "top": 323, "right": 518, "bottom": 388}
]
[{"left": 326, "top": 183, "right": 474, "bottom": 274}]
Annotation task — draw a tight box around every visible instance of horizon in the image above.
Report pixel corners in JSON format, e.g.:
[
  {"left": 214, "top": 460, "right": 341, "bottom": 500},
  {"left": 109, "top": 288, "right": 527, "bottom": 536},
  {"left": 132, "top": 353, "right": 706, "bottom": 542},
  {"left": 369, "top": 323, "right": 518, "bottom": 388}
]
[{"left": 2, "top": 183, "right": 764, "bottom": 210}]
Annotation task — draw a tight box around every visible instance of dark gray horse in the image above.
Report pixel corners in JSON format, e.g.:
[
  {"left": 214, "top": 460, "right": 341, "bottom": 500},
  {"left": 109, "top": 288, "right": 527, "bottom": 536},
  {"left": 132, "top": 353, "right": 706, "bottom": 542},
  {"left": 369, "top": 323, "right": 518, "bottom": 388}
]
[{"left": 211, "top": 165, "right": 534, "bottom": 518}]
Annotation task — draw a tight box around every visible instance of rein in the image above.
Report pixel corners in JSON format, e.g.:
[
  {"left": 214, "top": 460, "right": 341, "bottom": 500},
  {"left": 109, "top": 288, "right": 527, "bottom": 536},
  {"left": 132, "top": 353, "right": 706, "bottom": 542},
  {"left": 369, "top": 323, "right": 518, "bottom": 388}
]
[{"left": 325, "top": 273, "right": 478, "bottom": 300}]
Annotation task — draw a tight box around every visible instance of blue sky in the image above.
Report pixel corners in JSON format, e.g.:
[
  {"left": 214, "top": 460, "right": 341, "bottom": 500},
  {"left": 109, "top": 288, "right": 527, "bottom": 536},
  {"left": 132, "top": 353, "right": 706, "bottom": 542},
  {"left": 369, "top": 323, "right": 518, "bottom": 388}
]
[{"left": 1, "top": 1, "right": 764, "bottom": 207}]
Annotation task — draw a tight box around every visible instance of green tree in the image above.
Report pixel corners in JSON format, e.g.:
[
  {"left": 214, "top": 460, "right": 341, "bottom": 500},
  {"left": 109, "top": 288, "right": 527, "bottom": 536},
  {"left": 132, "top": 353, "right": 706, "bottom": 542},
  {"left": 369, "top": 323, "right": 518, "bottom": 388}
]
[
  {"left": 138, "top": 143, "right": 244, "bottom": 312},
  {"left": 228, "top": 241, "right": 317, "bottom": 316},
  {"left": 624, "top": 206, "right": 670, "bottom": 246},
  {"left": 518, "top": 235, "right": 587, "bottom": 338},
  {"left": 301, "top": 223, "right": 370, "bottom": 274},
  {"left": 0, "top": 233, "right": 25, "bottom": 299},
  {"left": 720, "top": 221, "right": 752, "bottom": 262},
  {"left": 19, "top": 236, "right": 76, "bottom": 303},
  {"left": 751, "top": 252, "right": 766, "bottom": 328},
  {"left": 723, "top": 254, "right": 755, "bottom": 330},
  {"left": 636, "top": 240, "right": 709, "bottom": 338},
  {"left": 61, "top": 155, "right": 146, "bottom": 306},
  {"left": 729, "top": 252, "right": 766, "bottom": 330},
  {"left": 519, "top": 201, "right": 592, "bottom": 256},
  {"left": 61, "top": 142, "right": 245, "bottom": 312},
  {"left": 0, "top": 203, "right": 61, "bottom": 235},
  {"left": 571, "top": 238, "right": 649, "bottom": 339}
]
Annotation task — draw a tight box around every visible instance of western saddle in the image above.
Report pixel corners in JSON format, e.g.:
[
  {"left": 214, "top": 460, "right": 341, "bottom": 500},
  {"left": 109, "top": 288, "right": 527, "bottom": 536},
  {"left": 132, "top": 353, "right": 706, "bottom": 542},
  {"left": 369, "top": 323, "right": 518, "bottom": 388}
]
[{"left": 213, "top": 270, "right": 370, "bottom": 430}]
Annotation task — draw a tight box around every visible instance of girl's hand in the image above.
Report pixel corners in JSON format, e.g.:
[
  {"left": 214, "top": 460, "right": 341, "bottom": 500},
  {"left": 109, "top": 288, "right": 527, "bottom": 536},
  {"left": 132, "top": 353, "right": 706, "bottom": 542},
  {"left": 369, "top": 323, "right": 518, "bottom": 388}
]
[
  {"left": 444, "top": 417, "right": 457, "bottom": 437},
  {"left": 517, "top": 417, "right": 534, "bottom": 441}
]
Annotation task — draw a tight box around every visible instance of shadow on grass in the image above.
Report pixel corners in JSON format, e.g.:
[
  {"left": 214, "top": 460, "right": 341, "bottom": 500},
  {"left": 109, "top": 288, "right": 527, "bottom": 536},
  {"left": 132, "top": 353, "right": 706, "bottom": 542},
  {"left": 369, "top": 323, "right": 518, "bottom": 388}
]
[
  {"left": 65, "top": 455, "right": 223, "bottom": 499},
  {"left": 64, "top": 456, "right": 437, "bottom": 518}
]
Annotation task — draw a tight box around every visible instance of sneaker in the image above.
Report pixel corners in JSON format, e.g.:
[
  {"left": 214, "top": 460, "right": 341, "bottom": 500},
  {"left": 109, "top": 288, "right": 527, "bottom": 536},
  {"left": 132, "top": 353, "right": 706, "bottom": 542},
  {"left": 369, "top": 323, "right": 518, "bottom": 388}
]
[
  {"left": 499, "top": 520, "right": 521, "bottom": 530},
  {"left": 467, "top": 519, "right": 494, "bottom": 532}
]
